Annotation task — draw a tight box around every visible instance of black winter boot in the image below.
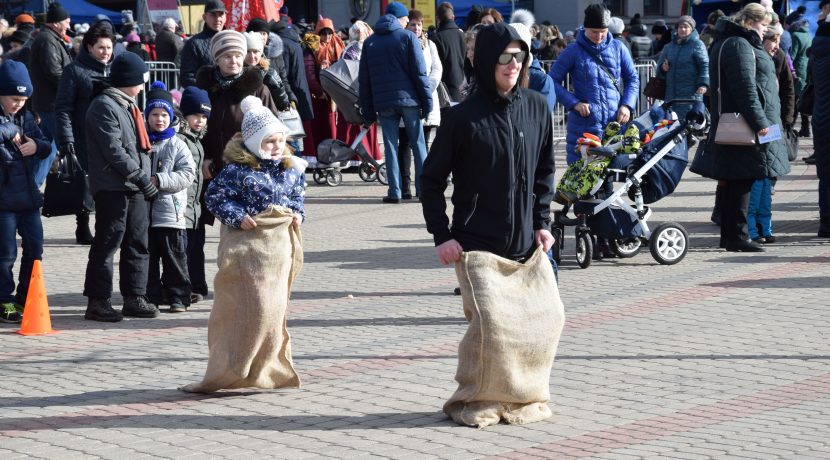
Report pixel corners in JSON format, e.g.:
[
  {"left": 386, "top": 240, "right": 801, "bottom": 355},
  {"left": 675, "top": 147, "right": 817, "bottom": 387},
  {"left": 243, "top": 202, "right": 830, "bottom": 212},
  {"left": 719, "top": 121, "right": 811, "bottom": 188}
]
[
  {"left": 85, "top": 298, "right": 123, "bottom": 322},
  {"left": 75, "top": 212, "right": 94, "bottom": 245},
  {"left": 401, "top": 176, "right": 413, "bottom": 200},
  {"left": 819, "top": 215, "right": 830, "bottom": 238},
  {"left": 122, "top": 296, "right": 160, "bottom": 318},
  {"left": 798, "top": 114, "right": 811, "bottom": 137}
]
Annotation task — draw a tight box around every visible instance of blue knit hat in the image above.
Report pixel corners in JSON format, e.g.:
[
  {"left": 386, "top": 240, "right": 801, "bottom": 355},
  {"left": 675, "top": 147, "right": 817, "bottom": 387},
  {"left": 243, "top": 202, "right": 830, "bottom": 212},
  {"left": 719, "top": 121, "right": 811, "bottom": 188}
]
[
  {"left": 385, "top": 2, "right": 408, "bottom": 18},
  {"left": 144, "top": 81, "right": 174, "bottom": 119},
  {"left": 180, "top": 86, "right": 212, "bottom": 118},
  {"left": 0, "top": 60, "right": 33, "bottom": 97}
]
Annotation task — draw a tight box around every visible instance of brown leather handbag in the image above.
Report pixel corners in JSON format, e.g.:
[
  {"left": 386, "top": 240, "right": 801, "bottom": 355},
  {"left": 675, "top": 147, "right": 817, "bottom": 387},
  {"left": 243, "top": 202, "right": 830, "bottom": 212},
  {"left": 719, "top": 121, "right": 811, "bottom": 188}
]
[
  {"left": 643, "top": 76, "right": 666, "bottom": 100},
  {"left": 713, "top": 37, "right": 757, "bottom": 147}
]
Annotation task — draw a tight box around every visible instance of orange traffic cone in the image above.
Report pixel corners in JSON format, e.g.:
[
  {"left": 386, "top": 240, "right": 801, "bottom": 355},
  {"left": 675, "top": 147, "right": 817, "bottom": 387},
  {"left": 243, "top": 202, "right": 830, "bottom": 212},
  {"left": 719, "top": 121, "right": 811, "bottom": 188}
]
[{"left": 17, "top": 260, "right": 57, "bottom": 336}]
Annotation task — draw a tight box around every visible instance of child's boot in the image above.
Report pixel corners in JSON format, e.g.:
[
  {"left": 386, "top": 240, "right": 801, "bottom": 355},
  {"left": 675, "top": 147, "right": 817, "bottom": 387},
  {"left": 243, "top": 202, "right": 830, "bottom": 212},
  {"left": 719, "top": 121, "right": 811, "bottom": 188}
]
[{"left": 621, "top": 125, "right": 641, "bottom": 154}]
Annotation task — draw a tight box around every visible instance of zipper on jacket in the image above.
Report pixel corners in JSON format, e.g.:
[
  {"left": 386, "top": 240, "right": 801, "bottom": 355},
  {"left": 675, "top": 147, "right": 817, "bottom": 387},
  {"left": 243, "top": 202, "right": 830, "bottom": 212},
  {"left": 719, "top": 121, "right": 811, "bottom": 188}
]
[
  {"left": 505, "top": 103, "right": 516, "bottom": 254},
  {"left": 463, "top": 193, "right": 479, "bottom": 226}
]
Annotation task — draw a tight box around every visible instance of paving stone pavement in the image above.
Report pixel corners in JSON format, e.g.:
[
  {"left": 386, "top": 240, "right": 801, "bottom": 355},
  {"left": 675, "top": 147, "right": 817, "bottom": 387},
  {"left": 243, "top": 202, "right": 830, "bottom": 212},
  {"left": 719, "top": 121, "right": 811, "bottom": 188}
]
[{"left": 1, "top": 138, "right": 829, "bottom": 459}]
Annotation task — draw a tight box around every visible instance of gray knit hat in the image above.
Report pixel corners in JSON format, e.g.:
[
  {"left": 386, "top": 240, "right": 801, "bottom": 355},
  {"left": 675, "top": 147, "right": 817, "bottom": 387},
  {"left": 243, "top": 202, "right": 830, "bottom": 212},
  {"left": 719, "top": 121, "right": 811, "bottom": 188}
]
[{"left": 210, "top": 30, "right": 247, "bottom": 62}]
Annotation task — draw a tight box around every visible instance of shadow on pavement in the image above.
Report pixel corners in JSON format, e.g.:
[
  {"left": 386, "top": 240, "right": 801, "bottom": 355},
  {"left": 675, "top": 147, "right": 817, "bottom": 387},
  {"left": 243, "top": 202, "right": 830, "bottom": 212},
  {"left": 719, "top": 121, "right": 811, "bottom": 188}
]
[
  {"left": 303, "top": 246, "right": 437, "bottom": 270},
  {"left": 702, "top": 276, "right": 830, "bottom": 288}
]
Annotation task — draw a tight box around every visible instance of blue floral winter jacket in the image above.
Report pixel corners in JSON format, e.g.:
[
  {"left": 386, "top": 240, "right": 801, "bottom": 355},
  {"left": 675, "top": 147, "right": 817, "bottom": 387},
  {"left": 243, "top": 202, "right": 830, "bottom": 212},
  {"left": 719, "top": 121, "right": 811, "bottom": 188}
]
[
  {"left": 205, "top": 134, "right": 306, "bottom": 228},
  {"left": 549, "top": 29, "right": 639, "bottom": 164},
  {"left": 0, "top": 109, "right": 52, "bottom": 212}
]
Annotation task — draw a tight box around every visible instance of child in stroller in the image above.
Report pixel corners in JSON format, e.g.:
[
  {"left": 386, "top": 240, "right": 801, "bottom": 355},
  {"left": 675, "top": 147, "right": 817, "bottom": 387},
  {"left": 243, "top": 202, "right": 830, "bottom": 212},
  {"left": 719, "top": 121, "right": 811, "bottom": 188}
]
[{"left": 551, "top": 100, "right": 708, "bottom": 268}]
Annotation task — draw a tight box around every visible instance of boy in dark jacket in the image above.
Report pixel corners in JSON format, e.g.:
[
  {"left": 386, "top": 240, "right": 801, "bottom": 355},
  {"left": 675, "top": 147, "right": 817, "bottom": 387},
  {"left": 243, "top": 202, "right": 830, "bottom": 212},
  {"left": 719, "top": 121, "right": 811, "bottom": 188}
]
[
  {"left": 83, "top": 52, "right": 160, "bottom": 322},
  {"left": 177, "top": 86, "right": 212, "bottom": 303},
  {"left": 0, "top": 61, "right": 52, "bottom": 323}
]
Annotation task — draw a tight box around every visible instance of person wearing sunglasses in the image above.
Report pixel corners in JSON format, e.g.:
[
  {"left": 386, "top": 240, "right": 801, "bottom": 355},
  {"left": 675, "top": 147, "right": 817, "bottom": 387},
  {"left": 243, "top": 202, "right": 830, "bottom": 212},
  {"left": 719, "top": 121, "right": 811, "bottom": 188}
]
[{"left": 420, "top": 23, "right": 561, "bottom": 427}]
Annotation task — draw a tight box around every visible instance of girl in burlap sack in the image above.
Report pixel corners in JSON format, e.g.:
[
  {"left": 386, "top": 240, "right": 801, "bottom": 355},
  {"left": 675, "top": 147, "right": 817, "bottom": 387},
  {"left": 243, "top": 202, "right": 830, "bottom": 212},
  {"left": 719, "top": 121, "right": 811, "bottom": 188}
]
[{"left": 180, "top": 96, "right": 307, "bottom": 393}]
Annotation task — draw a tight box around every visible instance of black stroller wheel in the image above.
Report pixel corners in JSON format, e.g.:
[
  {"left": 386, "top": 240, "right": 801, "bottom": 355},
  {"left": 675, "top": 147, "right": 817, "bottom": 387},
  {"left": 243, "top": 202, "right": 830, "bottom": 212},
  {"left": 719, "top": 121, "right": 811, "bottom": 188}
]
[
  {"left": 576, "top": 232, "right": 593, "bottom": 269},
  {"left": 377, "top": 163, "right": 388, "bottom": 185},
  {"left": 609, "top": 238, "right": 642, "bottom": 258},
  {"left": 325, "top": 170, "right": 343, "bottom": 187},
  {"left": 551, "top": 227, "right": 562, "bottom": 264},
  {"left": 358, "top": 162, "right": 378, "bottom": 182},
  {"left": 313, "top": 169, "right": 326, "bottom": 185}
]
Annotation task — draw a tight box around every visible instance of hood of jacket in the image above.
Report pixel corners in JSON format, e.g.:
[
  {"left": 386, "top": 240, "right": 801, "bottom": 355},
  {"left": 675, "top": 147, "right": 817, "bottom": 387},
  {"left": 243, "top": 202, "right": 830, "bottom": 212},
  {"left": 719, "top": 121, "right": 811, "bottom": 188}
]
[
  {"left": 222, "top": 133, "right": 261, "bottom": 169},
  {"left": 673, "top": 29, "right": 700, "bottom": 44},
  {"left": 575, "top": 26, "right": 614, "bottom": 54},
  {"left": 473, "top": 22, "right": 528, "bottom": 99},
  {"left": 374, "top": 14, "right": 403, "bottom": 35},
  {"left": 276, "top": 22, "right": 302, "bottom": 44},
  {"left": 713, "top": 17, "right": 762, "bottom": 48},
  {"left": 76, "top": 46, "right": 111, "bottom": 73}
]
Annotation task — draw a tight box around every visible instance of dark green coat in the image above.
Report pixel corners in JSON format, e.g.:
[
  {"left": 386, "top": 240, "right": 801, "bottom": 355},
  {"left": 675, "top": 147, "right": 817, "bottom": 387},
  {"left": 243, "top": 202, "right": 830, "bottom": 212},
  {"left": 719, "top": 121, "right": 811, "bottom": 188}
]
[{"left": 707, "top": 18, "right": 790, "bottom": 181}]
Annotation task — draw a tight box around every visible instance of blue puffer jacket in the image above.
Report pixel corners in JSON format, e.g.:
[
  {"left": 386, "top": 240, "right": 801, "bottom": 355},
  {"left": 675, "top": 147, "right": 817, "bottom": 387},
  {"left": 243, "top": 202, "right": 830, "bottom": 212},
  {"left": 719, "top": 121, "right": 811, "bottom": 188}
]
[
  {"left": 359, "top": 14, "right": 432, "bottom": 123},
  {"left": 657, "top": 30, "right": 709, "bottom": 120},
  {"left": 529, "top": 57, "right": 556, "bottom": 112},
  {"left": 549, "top": 29, "right": 639, "bottom": 164},
  {"left": 0, "top": 109, "right": 52, "bottom": 212}
]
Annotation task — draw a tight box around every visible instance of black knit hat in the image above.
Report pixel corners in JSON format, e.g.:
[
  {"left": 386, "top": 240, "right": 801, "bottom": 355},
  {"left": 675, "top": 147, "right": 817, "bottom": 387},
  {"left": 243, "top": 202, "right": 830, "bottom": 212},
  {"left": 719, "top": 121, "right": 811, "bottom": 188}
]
[
  {"left": 9, "top": 29, "right": 30, "bottom": 45},
  {"left": 246, "top": 17, "right": 269, "bottom": 34},
  {"left": 584, "top": 3, "right": 610, "bottom": 29},
  {"left": 46, "top": 2, "right": 70, "bottom": 23},
  {"left": 629, "top": 13, "right": 642, "bottom": 27},
  {"left": 109, "top": 52, "right": 149, "bottom": 87},
  {"left": 180, "top": 86, "right": 212, "bottom": 118}
]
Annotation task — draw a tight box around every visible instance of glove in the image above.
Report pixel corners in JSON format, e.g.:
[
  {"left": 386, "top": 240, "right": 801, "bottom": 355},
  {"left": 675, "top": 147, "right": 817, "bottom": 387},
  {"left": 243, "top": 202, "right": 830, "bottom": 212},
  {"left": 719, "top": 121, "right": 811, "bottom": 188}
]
[
  {"left": 131, "top": 171, "right": 159, "bottom": 201},
  {"left": 59, "top": 142, "right": 75, "bottom": 159}
]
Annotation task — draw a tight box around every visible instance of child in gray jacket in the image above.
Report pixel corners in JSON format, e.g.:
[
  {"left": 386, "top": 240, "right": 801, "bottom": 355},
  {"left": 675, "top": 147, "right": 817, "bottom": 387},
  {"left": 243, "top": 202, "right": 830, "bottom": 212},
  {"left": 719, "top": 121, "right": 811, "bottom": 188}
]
[{"left": 144, "top": 82, "right": 196, "bottom": 312}]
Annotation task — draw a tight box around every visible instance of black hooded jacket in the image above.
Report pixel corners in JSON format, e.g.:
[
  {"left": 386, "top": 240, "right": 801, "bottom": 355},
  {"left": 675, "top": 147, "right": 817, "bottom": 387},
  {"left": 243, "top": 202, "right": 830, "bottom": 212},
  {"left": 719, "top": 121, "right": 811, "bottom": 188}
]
[{"left": 421, "top": 23, "right": 555, "bottom": 260}]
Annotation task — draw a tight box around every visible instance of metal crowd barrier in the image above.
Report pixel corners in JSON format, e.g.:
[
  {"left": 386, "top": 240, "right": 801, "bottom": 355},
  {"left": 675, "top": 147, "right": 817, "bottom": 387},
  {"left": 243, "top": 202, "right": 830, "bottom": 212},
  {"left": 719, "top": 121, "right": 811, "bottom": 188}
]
[{"left": 137, "top": 61, "right": 180, "bottom": 109}]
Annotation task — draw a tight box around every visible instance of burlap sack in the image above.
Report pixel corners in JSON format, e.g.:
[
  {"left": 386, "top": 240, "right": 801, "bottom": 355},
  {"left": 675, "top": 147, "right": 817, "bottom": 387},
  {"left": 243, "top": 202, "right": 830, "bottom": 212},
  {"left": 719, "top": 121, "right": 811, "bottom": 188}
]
[
  {"left": 181, "top": 206, "right": 302, "bottom": 393},
  {"left": 444, "top": 246, "right": 565, "bottom": 428}
]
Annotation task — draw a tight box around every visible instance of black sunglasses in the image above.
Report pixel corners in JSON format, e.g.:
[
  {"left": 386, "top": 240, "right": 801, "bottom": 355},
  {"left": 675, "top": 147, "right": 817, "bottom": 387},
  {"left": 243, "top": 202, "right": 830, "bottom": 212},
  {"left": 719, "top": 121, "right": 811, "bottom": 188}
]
[{"left": 497, "top": 50, "right": 527, "bottom": 65}]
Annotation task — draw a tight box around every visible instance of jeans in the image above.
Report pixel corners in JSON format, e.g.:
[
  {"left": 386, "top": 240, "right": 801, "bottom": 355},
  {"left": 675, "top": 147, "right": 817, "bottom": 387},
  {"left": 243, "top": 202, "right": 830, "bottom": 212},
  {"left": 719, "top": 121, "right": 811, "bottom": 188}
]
[
  {"left": 747, "top": 178, "right": 772, "bottom": 239},
  {"left": 0, "top": 210, "right": 43, "bottom": 304},
  {"left": 378, "top": 107, "right": 426, "bottom": 199},
  {"left": 84, "top": 191, "right": 149, "bottom": 299},
  {"left": 398, "top": 125, "right": 434, "bottom": 196},
  {"left": 35, "top": 111, "right": 59, "bottom": 188}
]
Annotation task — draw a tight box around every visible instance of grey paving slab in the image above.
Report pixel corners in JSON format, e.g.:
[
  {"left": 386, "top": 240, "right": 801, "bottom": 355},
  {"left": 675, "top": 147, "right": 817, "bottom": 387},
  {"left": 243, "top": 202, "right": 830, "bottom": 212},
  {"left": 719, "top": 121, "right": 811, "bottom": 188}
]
[{"left": 1, "top": 136, "right": 829, "bottom": 459}]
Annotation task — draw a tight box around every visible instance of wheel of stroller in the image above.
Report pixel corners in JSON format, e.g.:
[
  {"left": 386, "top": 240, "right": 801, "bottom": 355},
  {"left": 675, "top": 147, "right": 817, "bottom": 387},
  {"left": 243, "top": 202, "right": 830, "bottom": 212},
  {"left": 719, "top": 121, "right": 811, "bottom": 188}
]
[
  {"left": 377, "top": 163, "right": 388, "bottom": 185},
  {"left": 325, "top": 170, "right": 343, "bottom": 186},
  {"left": 551, "top": 227, "right": 562, "bottom": 264},
  {"left": 358, "top": 162, "right": 378, "bottom": 182},
  {"left": 313, "top": 169, "right": 326, "bottom": 185},
  {"left": 609, "top": 238, "right": 642, "bottom": 258},
  {"left": 575, "top": 232, "right": 593, "bottom": 269},
  {"left": 648, "top": 222, "right": 688, "bottom": 265}
]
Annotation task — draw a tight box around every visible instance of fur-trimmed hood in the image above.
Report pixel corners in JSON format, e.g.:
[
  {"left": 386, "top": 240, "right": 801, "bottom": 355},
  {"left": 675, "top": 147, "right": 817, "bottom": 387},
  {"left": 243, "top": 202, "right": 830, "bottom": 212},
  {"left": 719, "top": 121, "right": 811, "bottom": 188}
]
[
  {"left": 223, "top": 133, "right": 262, "bottom": 169},
  {"left": 222, "top": 133, "right": 309, "bottom": 173},
  {"left": 195, "top": 65, "right": 267, "bottom": 103}
]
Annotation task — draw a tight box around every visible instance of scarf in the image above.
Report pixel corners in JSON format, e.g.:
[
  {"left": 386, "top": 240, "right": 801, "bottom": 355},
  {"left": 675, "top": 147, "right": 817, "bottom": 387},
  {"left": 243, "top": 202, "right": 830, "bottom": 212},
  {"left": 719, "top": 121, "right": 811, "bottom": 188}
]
[
  {"left": 418, "top": 34, "right": 428, "bottom": 51},
  {"left": 214, "top": 68, "right": 243, "bottom": 90},
  {"left": 103, "top": 87, "right": 151, "bottom": 153},
  {"left": 314, "top": 34, "right": 345, "bottom": 69},
  {"left": 149, "top": 126, "right": 176, "bottom": 143}
]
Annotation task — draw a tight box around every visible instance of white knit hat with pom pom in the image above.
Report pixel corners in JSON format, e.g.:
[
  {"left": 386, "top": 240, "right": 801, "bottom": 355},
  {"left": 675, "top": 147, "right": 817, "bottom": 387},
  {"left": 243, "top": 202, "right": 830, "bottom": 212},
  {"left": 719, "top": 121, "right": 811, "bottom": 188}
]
[{"left": 240, "top": 95, "right": 287, "bottom": 158}]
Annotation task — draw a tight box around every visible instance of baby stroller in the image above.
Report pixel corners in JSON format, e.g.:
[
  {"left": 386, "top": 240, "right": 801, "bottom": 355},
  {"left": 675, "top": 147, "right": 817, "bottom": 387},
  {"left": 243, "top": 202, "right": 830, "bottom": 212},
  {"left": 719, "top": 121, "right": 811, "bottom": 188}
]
[
  {"left": 551, "top": 100, "right": 708, "bottom": 268},
  {"left": 315, "top": 57, "right": 387, "bottom": 187}
]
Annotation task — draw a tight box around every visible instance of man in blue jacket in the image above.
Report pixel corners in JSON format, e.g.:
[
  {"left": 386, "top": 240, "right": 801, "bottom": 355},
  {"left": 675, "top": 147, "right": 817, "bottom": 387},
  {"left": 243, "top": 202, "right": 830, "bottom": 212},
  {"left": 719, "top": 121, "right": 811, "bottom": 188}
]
[
  {"left": 359, "top": 2, "right": 432, "bottom": 203},
  {"left": 549, "top": 3, "right": 639, "bottom": 164}
]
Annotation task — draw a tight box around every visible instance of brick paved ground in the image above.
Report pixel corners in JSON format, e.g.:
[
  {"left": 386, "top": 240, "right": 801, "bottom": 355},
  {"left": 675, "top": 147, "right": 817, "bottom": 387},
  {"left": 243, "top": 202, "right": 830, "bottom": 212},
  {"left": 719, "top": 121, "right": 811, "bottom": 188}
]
[{"left": 1, "top": 137, "right": 829, "bottom": 459}]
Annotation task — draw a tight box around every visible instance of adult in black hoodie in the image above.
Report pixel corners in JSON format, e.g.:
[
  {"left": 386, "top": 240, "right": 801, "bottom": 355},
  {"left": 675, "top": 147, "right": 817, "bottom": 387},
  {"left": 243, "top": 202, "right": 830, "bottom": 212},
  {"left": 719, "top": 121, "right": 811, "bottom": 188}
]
[{"left": 421, "top": 23, "right": 555, "bottom": 263}]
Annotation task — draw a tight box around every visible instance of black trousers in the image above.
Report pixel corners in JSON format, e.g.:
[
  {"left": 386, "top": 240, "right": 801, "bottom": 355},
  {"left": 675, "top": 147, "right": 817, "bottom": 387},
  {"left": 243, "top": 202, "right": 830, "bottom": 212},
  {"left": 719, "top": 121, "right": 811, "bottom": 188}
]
[
  {"left": 186, "top": 226, "right": 208, "bottom": 296},
  {"left": 147, "top": 227, "right": 191, "bottom": 305},
  {"left": 719, "top": 179, "right": 754, "bottom": 245},
  {"left": 84, "top": 191, "right": 149, "bottom": 299}
]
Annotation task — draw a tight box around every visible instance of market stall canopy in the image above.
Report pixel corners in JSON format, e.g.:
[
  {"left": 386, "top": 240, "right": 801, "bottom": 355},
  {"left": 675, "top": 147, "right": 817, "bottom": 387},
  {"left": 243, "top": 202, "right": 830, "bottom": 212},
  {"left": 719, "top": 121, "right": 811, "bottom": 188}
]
[{"left": 23, "top": 0, "right": 123, "bottom": 26}]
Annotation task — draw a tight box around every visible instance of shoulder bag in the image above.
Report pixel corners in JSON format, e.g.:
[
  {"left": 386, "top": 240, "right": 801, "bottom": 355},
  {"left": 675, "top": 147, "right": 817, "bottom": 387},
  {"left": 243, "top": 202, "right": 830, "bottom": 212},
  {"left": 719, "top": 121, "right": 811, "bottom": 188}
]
[
  {"left": 712, "top": 37, "right": 757, "bottom": 146},
  {"left": 643, "top": 76, "right": 666, "bottom": 100}
]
